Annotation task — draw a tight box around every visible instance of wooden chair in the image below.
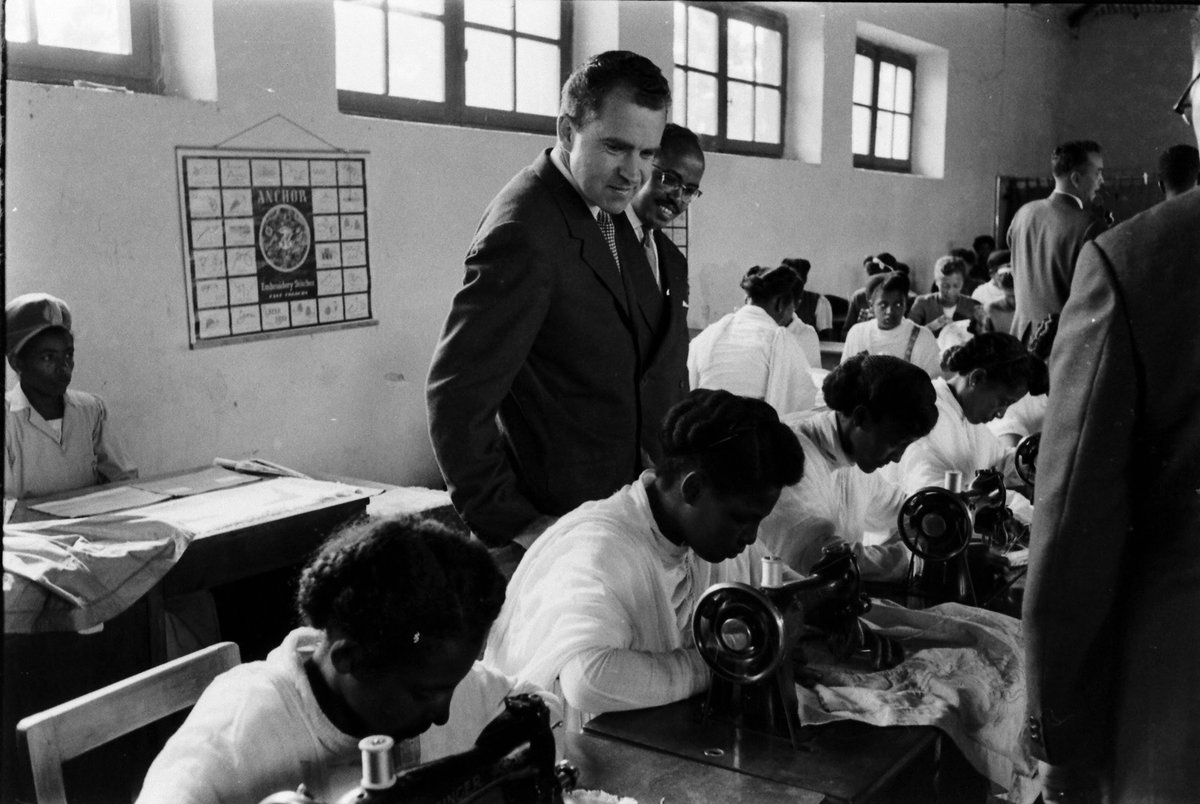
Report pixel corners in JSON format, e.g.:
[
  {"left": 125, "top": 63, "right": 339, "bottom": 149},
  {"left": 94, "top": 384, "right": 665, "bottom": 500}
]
[{"left": 16, "top": 641, "right": 241, "bottom": 804}]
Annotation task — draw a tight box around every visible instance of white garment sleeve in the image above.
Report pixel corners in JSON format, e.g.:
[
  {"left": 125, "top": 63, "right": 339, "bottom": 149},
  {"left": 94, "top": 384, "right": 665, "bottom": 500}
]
[
  {"left": 815, "top": 295, "right": 833, "bottom": 332},
  {"left": 764, "top": 328, "right": 817, "bottom": 415},
  {"left": 559, "top": 645, "right": 710, "bottom": 714},
  {"left": 912, "top": 326, "right": 944, "bottom": 378}
]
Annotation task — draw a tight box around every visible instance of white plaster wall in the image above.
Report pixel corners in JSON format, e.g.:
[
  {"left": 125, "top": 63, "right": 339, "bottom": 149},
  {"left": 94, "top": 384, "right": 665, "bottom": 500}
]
[{"left": 5, "top": 1, "right": 1081, "bottom": 487}]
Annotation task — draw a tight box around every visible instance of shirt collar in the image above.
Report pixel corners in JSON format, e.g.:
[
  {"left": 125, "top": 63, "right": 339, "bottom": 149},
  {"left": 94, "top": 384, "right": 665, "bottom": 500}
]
[
  {"left": 6, "top": 384, "right": 74, "bottom": 416},
  {"left": 550, "top": 145, "right": 601, "bottom": 219},
  {"left": 1051, "top": 189, "right": 1085, "bottom": 210},
  {"left": 633, "top": 470, "right": 689, "bottom": 562},
  {"left": 795, "top": 409, "right": 851, "bottom": 468}
]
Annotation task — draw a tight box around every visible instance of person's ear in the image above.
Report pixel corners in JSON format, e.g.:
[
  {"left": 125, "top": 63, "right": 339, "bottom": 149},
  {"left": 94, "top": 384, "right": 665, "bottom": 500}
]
[
  {"left": 329, "top": 638, "right": 367, "bottom": 677},
  {"left": 556, "top": 115, "right": 575, "bottom": 150},
  {"left": 680, "top": 470, "right": 704, "bottom": 505},
  {"left": 968, "top": 368, "right": 988, "bottom": 388},
  {"left": 7, "top": 353, "right": 22, "bottom": 374},
  {"left": 850, "top": 404, "right": 873, "bottom": 432}
]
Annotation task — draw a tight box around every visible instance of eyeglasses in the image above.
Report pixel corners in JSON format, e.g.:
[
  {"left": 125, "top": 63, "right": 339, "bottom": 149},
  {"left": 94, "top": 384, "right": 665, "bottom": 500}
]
[
  {"left": 652, "top": 166, "right": 703, "bottom": 201},
  {"left": 1174, "top": 71, "right": 1200, "bottom": 128}
]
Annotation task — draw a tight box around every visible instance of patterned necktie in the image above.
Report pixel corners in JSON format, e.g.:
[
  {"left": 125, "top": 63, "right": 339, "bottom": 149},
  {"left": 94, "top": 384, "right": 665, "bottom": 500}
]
[{"left": 597, "top": 210, "right": 620, "bottom": 271}]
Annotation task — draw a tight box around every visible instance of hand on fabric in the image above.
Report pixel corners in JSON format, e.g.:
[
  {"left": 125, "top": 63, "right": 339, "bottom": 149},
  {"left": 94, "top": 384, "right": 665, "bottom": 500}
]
[
  {"left": 1038, "top": 761, "right": 1104, "bottom": 803},
  {"left": 827, "top": 619, "right": 905, "bottom": 670}
]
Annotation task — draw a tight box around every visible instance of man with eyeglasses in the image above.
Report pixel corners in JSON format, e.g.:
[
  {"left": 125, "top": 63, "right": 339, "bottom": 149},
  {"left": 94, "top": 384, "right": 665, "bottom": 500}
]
[
  {"left": 1024, "top": 10, "right": 1200, "bottom": 803},
  {"left": 1006, "top": 139, "right": 1108, "bottom": 345},
  {"left": 624, "top": 122, "right": 706, "bottom": 457},
  {"left": 427, "top": 51, "right": 676, "bottom": 563}
]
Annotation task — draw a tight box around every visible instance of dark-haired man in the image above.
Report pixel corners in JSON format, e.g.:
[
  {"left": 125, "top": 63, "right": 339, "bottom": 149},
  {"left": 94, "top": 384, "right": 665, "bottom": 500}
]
[
  {"left": 427, "top": 51, "right": 672, "bottom": 552},
  {"left": 625, "top": 122, "right": 705, "bottom": 465},
  {"left": 1157, "top": 142, "right": 1199, "bottom": 199},
  {"left": 1024, "top": 14, "right": 1200, "bottom": 802},
  {"left": 1006, "top": 140, "right": 1107, "bottom": 343}
]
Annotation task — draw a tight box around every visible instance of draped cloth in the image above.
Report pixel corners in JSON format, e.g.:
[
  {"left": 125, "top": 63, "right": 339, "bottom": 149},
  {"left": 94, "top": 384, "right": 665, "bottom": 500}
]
[
  {"left": 687, "top": 305, "right": 818, "bottom": 415},
  {"left": 801, "top": 601, "right": 1038, "bottom": 804}
]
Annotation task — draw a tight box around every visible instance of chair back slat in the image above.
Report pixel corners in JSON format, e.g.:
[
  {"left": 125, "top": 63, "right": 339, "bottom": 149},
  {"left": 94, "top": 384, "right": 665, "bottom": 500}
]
[{"left": 17, "top": 641, "right": 241, "bottom": 804}]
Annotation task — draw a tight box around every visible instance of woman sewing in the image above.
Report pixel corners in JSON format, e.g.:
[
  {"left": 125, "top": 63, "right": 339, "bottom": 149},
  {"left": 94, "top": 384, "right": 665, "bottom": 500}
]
[
  {"left": 687, "top": 265, "right": 819, "bottom": 415},
  {"left": 484, "top": 389, "right": 814, "bottom": 717},
  {"left": 759, "top": 353, "right": 939, "bottom": 579}
]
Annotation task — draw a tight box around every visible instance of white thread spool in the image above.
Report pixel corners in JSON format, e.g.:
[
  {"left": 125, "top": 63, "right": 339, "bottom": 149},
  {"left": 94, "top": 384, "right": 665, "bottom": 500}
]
[
  {"left": 761, "top": 555, "right": 784, "bottom": 589},
  {"left": 943, "top": 470, "right": 963, "bottom": 493},
  {"left": 358, "top": 735, "right": 395, "bottom": 790}
]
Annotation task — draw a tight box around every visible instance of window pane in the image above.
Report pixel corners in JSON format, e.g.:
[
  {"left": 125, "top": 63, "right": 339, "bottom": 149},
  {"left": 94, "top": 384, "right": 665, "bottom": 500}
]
[
  {"left": 464, "top": 0, "right": 512, "bottom": 29},
  {"left": 877, "top": 61, "right": 896, "bottom": 112},
  {"left": 727, "top": 19, "right": 754, "bottom": 81},
  {"left": 688, "top": 6, "right": 718, "bottom": 72},
  {"left": 874, "top": 110, "right": 894, "bottom": 158},
  {"left": 895, "top": 66, "right": 913, "bottom": 114},
  {"left": 852, "top": 105, "right": 872, "bottom": 155},
  {"left": 336, "top": 2, "right": 386, "bottom": 93},
  {"left": 35, "top": 0, "right": 130, "bottom": 54},
  {"left": 893, "top": 113, "right": 911, "bottom": 160},
  {"left": 756, "top": 26, "right": 781, "bottom": 86},
  {"left": 673, "top": 67, "right": 687, "bottom": 125},
  {"left": 687, "top": 70, "right": 718, "bottom": 135},
  {"left": 755, "top": 86, "right": 780, "bottom": 144},
  {"left": 389, "top": 12, "right": 444, "bottom": 101},
  {"left": 6, "top": 0, "right": 32, "bottom": 42},
  {"left": 673, "top": 1, "right": 686, "bottom": 64},
  {"left": 515, "top": 0, "right": 558, "bottom": 38},
  {"left": 727, "top": 81, "right": 753, "bottom": 140},
  {"left": 465, "top": 29, "right": 514, "bottom": 110},
  {"left": 853, "top": 54, "right": 874, "bottom": 106},
  {"left": 516, "top": 39, "right": 559, "bottom": 115},
  {"left": 391, "top": 0, "right": 443, "bottom": 13}
]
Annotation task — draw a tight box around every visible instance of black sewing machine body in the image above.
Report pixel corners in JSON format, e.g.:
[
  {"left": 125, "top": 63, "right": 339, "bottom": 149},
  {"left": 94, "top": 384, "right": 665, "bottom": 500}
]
[
  {"left": 692, "top": 543, "right": 871, "bottom": 748},
  {"left": 260, "top": 694, "right": 576, "bottom": 804},
  {"left": 897, "top": 463, "right": 1032, "bottom": 611}
]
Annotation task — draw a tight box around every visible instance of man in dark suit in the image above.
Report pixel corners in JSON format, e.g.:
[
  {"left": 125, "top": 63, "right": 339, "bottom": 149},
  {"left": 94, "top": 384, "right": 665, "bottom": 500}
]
[
  {"left": 624, "top": 122, "right": 704, "bottom": 459},
  {"left": 1024, "top": 16, "right": 1200, "bottom": 801},
  {"left": 426, "top": 51, "right": 671, "bottom": 551},
  {"left": 1006, "top": 140, "right": 1107, "bottom": 342}
]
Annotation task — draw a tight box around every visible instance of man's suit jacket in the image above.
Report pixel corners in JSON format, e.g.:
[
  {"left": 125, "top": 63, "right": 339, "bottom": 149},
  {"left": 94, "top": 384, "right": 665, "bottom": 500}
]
[
  {"left": 1006, "top": 192, "right": 1104, "bottom": 341},
  {"left": 1024, "top": 190, "right": 1200, "bottom": 798},
  {"left": 426, "top": 149, "right": 688, "bottom": 546}
]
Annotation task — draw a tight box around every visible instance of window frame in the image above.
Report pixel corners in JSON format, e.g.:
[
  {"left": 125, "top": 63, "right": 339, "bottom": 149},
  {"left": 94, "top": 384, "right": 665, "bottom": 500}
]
[
  {"left": 852, "top": 38, "right": 916, "bottom": 174},
  {"left": 336, "top": 0, "right": 573, "bottom": 135},
  {"left": 674, "top": 1, "right": 787, "bottom": 159},
  {"left": 4, "top": 0, "right": 161, "bottom": 93}
]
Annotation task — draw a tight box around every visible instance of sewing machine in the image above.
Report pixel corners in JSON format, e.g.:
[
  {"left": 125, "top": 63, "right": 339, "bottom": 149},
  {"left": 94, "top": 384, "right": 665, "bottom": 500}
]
[
  {"left": 897, "top": 468, "right": 1028, "bottom": 609},
  {"left": 259, "top": 694, "right": 577, "bottom": 804},
  {"left": 1014, "top": 432, "right": 1040, "bottom": 489},
  {"left": 692, "top": 542, "right": 874, "bottom": 748}
]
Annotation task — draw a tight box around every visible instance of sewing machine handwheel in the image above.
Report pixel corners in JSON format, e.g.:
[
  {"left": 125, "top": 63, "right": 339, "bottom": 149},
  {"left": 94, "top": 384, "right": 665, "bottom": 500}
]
[
  {"left": 693, "top": 583, "right": 786, "bottom": 685},
  {"left": 898, "top": 487, "right": 973, "bottom": 561},
  {"left": 1014, "top": 432, "right": 1040, "bottom": 487}
]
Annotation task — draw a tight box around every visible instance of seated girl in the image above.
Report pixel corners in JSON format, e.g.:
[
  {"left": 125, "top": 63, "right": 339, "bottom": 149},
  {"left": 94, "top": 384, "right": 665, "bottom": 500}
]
[
  {"left": 907, "top": 255, "right": 982, "bottom": 337},
  {"left": 885, "top": 332, "right": 1037, "bottom": 520},
  {"left": 841, "top": 272, "right": 942, "bottom": 378},
  {"left": 5, "top": 293, "right": 136, "bottom": 499},
  {"left": 137, "top": 515, "right": 556, "bottom": 804},
  {"left": 688, "top": 265, "right": 818, "bottom": 415},
  {"left": 484, "top": 389, "right": 805, "bottom": 716},
  {"left": 987, "top": 314, "right": 1054, "bottom": 449},
  {"left": 983, "top": 269, "right": 1016, "bottom": 336},
  {"left": 759, "top": 354, "right": 939, "bottom": 580}
]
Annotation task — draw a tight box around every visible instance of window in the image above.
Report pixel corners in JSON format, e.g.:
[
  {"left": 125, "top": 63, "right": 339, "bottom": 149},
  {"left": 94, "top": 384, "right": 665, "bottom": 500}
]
[
  {"left": 335, "top": 0, "right": 571, "bottom": 134},
  {"left": 4, "top": 0, "right": 159, "bottom": 91},
  {"left": 673, "top": 1, "right": 786, "bottom": 158},
  {"left": 852, "top": 39, "right": 915, "bottom": 173}
]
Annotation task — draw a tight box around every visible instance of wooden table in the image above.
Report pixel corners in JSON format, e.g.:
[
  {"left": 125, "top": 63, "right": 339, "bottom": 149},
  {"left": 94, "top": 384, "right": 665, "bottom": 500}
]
[{"left": 575, "top": 697, "right": 941, "bottom": 804}]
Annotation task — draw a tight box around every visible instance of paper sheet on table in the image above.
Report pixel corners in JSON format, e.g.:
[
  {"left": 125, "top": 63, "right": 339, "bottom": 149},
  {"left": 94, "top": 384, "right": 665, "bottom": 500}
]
[
  {"left": 29, "top": 485, "right": 172, "bottom": 517},
  {"left": 131, "top": 466, "right": 261, "bottom": 496}
]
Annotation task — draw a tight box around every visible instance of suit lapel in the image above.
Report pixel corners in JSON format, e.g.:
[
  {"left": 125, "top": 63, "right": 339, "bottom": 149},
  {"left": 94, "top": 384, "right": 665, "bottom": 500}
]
[
  {"left": 614, "top": 212, "right": 663, "bottom": 335},
  {"left": 532, "top": 152, "right": 632, "bottom": 321}
]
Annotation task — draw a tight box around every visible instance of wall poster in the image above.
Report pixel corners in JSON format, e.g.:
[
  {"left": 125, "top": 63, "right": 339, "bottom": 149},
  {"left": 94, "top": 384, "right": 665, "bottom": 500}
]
[{"left": 175, "top": 147, "right": 373, "bottom": 346}]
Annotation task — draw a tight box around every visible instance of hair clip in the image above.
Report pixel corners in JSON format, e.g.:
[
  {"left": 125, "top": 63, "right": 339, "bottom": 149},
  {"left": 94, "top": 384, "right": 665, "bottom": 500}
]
[{"left": 412, "top": 631, "right": 421, "bottom": 644}]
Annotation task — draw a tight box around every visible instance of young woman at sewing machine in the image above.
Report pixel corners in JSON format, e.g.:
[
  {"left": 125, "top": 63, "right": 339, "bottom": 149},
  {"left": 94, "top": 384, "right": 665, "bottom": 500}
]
[
  {"left": 758, "top": 353, "right": 939, "bottom": 580},
  {"left": 886, "top": 332, "right": 1039, "bottom": 519},
  {"left": 136, "top": 516, "right": 558, "bottom": 804},
  {"left": 483, "top": 389, "right": 808, "bottom": 717}
]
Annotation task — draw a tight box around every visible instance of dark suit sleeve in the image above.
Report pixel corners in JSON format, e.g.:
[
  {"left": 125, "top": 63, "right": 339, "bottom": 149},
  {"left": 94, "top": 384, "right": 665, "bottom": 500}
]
[
  {"left": 427, "top": 218, "right": 552, "bottom": 544},
  {"left": 1023, "top": 239, "right": 1134, "bottom": 770}
]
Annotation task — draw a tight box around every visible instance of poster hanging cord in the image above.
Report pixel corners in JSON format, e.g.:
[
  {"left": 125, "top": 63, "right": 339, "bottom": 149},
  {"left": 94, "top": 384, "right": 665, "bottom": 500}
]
[{"left": 214, "top": 114, "right": 348, "bottom": 152}]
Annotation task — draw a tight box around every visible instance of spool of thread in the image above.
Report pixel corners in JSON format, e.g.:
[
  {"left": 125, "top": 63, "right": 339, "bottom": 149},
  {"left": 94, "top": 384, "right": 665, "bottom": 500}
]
[
  {"left": 761, "top": 555, "right": 784, "bottom": 588},
  {"left": 943, "top": 470, "right": 963, "bottom": 493},
  {"left": 358, "top": 735, "right": 396, "bottom": 790}
]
